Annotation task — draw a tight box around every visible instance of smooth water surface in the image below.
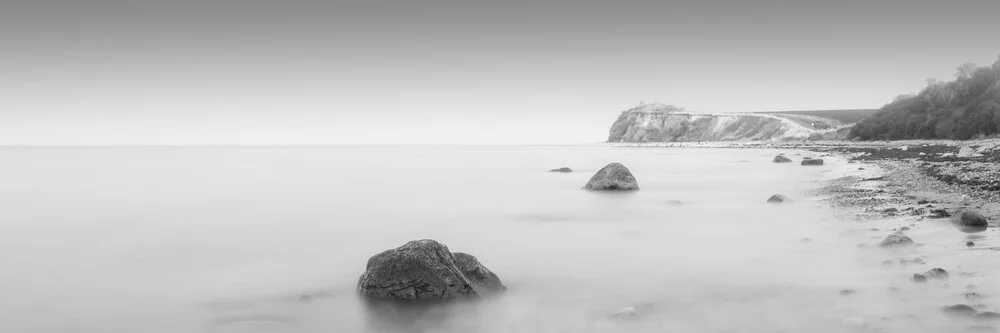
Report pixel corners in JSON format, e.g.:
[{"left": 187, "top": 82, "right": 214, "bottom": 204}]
[{"left": 0, "top": 146, "right": 967, "bottom": 333}]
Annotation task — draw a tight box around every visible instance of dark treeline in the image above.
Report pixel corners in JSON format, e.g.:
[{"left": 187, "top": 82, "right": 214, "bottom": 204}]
[{"left": 850, "top": 57, "right": 1000, "bottom": 140}]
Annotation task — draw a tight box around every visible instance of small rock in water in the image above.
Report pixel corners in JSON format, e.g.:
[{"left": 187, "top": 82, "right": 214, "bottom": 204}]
[
  {"left": 900, "top": 226, "right": 910, "bottom": 231},
  {"left": 801, "top": 158, "right": 825, "bottom": 166},
  {"left": 772, "top": 155, "right": 793, "bottom": 163},
  {"left": 881, "top": 260, "right": 894, "bottom": 267},
  {"left": 923, "top": 268, "right": 950, "bottom": 279},
  {"left": 549, "top": 167, "right": 573, "bottom": 173},
  {"left": 610, "top": 306, "right": 636, "bottom": 319},
  {"left": 583, "top": 163, "right": 639, "bottom": 191},
  {"left": 858, "top": 167, "right": 866, "bottom": 170},
  {"left": 911, "top": 258, "right": 925, "bottom": 265},
  {"left": 767, "top": 194, "right": 792, "bottom": 204},
  {"left": 966, "top": 325, "right": 998, "bottom": 333},
  {"left": 666, "top": 200, "right": 683, "bottom": 206},
  {"left": 967, "top": 241, "right": 976, "bottom": 247},
  {"left": 973, "top": 312, "right": 1000, "bottom": 322},
  {"left": 965, "top": 292, "right": 984, "bottom": 301},
  {"left": 879, "top": 232, "right": 914, "bottom": 248},
  {"left": 840, "top": 289, "right": 858, "bottom": 296},
  {"left": 943, "top": 304, "right": 979, "bottom": 317},
  {"left": 800, "top": 238, "right": 812, "bottom": 243},
  {"left": 912, "top": 274, "right": 928, "bottom": 283},
  {"left": 952, "top": 209, "right": 988, "bottom": 232}
]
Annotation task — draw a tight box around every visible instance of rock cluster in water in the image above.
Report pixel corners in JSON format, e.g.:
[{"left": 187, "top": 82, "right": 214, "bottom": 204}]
[
  {"left": 357, "top": 239, "right": 506, "bottom": 301},
  {"left": 583, "top": 163, "right": 639, "bottom": 191}
]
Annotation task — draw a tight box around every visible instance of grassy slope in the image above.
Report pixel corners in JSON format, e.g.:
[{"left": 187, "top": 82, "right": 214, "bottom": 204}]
[{"left": 758, "top": 109, "right": 878, "bottom": 124}]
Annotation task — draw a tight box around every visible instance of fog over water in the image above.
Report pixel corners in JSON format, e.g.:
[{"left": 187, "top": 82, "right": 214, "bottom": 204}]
[{"left": 0, "top": 146, "right": 974, "bottom": 332}]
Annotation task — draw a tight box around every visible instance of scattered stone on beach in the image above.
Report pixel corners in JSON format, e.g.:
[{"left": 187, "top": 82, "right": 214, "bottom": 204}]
[
  {"left": 943, "top": 304, "right": 978, "bottom": 317},
  {"left": 801, "top": 159, "right": 825, "bottom": 166},
  {"left": 583, "top": 163, "right": 639, "bottom": 191},
  {"left": 773, "top": 155, "right": 793, "bottom": 163},
  {"left": 549, "top": 167, "right": 573, "bottom": 173},
  {"left": 767, "top": 194, "right": 792, "bottom": 204},
  {"left": 356, "top": 239, "right": 506, "bottom": 301},
  {"left": 952, "top": 209, "right": 988, "bottom": 228},
  {"left": 974, "top": 312, "right": 1000, "bottom": 322},
  {"left": 879, "top": 232, "right": 914, "bottom": 248},
  {"left": 929, "top": 209, "right": 952, "bottom": 219}
]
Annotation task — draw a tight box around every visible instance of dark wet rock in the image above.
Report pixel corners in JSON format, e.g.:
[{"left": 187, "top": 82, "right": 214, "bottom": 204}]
[
  {"left": 773, "top": 155, "right": 793, "bottom": 163},
  {"left": 583, "top": 163, "right": 639, "bottom": 191},
  {"left": 912, "top": 274, "right": 928, "bottom": 283},
  {"left": 665, "top": 200, "right": 683, "bottom": 206},
  {"left": 549, "top": 167, "right": 572, "bottom": 173},
  {"left": 967, "top": 241, "right": 976, "bottom": 247},
  {"left": 879, "top": 232, "right": 914, "bottom": 248},
  {"left": 974, "top": 312, "right": 1000, "bottom": 322},
  {"left": 767, "top": 194, "right": 791, "bottom": 204},
  {"left": 952, "top": 209, "right": 988, "bottom": 229},
  {"left": 801, "top": 159, "right": 825, "bottom": 166},
  {"left": 930, "top": 209, "right": 952, "bottom": 218},
  {"left": 858, "top": 167, "right": 866, "bottom": 170},
  {"left": 943, "top": 304, "right": 979, "bottom": 317},
  {"left": 357, "top": 239, "right": 505, "bottom": 301}
]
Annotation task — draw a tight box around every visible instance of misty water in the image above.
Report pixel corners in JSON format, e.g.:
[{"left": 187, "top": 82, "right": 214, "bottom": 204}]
[{"left": 0, "top": 146, "right": 975, "bottom": 333}]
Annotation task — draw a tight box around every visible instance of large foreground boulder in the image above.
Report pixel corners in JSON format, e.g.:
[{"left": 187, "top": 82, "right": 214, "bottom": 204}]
[
  {"left": 357, "top": 239, "right": 505, "bottom": 301},
  {"left": 583, "top": 163, "right": 639, "bottom": 191},
  {"left": 773, "top": 155, "right": 793, "bottom": 163},
  {"left": 801, "top": 159, "right": 825, "bottom": 166},
  {"left": 952, "top": 209, "right": 988, "bottom": 229}
]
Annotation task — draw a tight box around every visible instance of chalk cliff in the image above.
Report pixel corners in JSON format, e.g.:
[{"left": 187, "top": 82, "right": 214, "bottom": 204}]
[{"left": 607, "top": 103, "right": 851, "bottom": 142}]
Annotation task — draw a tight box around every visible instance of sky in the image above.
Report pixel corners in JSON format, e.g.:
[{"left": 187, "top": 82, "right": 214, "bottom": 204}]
[{"left": 1, "top": 0, "right": 998, "bottom": 145}]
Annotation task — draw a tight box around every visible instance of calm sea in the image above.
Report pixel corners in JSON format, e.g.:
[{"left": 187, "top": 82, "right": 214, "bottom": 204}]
[{"left": 0, "top": 146, "right": 951, "bottom": 332}]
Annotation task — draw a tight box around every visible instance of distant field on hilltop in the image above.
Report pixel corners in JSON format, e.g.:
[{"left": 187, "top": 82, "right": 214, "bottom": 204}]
[{"left": 759, "top": 109, "right": 878, "bottom": 124}]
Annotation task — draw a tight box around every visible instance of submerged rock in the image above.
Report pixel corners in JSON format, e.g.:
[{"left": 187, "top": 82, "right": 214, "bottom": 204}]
[
  {"left": 943, "top": 304, "right": 978, "bottom": 317},
  {"left": 879, "top": 232, "right": 914, "bottom": 248},
  {"left": 583, "top": 163, "right": 639, "bottom": 191},
  {"left": 357, "top": 239, "right": 505, "bottom": 301},
  {"left": 923, "top": 267, "right": 950, "bottom": 279},
  {"left": 666, "top": 200, "right": 683, "bottom": 206},
  {"left": 549, "top": 167, "right": 573, "bottom": 173},
  {"left": 767, "top": 194, "right": 791, "bottom": 204},
  {"left": 801, "top": 159, "right": 825, "bottom": 166},
  {"left": 772, "top": 155, "right": 793, "bottom": 163},
  {"left": 974, "top": 312, "right": 1000, "bottom": 322}
]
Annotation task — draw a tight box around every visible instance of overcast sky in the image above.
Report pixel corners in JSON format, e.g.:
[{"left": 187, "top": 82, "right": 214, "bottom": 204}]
[{"left": 1, "top": 0, "right": 998, "bottom": 145}]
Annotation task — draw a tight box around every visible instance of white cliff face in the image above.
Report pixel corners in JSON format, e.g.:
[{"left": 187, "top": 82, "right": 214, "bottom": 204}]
[{"left": 607, "top": 110, "right": 848, "bottom": 142}]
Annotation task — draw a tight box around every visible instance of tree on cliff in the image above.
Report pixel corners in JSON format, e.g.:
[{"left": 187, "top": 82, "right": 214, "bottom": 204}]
[{"left": 849, "top": 57, "right": 1000, "bottom": 140}]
